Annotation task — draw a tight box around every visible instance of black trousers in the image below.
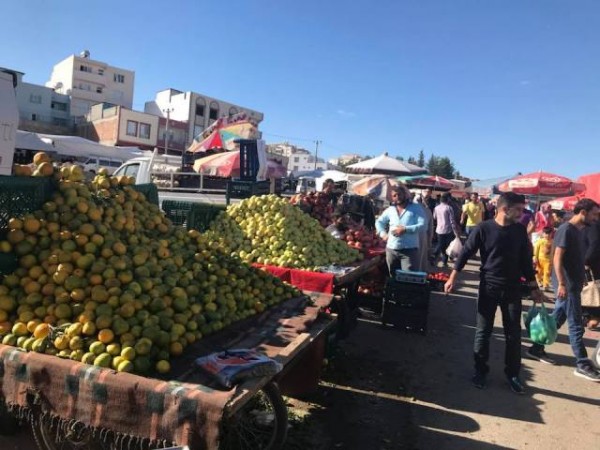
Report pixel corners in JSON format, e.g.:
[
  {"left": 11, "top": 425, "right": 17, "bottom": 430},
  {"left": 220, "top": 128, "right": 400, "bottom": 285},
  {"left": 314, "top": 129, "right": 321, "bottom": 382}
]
[
  {"left": 474, "top": 282, "right": 522, "bottom": 378},
  {"left": 433, "top": 232, "right": 455, "bottom": 265}
]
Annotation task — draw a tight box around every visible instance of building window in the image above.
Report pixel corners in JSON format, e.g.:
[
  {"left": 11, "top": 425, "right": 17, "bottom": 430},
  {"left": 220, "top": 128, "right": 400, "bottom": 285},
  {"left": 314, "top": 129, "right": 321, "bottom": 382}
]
[
  {"left": 293, "top": 166, "right": 299, "bottom": 172},
  {"left": 126, "top": 120, "right": 138, "bottom": 137},
  {"left": 229, "top": 106, "right": 238, "bottom": 117},
  {"left": 29, "top": 94, "right": 42, "bottom": 104},
  {"left": 114, "top": 74, "right": 125, "bottom": 83},
  {"left": 51, "top": 101, "right": 67, "bottom": 111},
  {"left": 195, "top": 104, "right": 205, "bottom": 117},
  {"left": 293, "top": 156, "right": 299, "bottom": 163},
  {"left": 139, "top": 123, "right": 151, "bottom": 139},
  {"left": 96, "top": 87, "right": 103, "bottom": 94},
  {"left": 80, "top": 65, "right": 92, "bottom": 73},
  {"left": 98, "top": 68, "right": 104, "bottom": 75},
  {"left": 31, "top": 114, "right": 37, "bottom": 121},
  {"left": 209, "top": 101, "right": 219, "bottom": 120}
]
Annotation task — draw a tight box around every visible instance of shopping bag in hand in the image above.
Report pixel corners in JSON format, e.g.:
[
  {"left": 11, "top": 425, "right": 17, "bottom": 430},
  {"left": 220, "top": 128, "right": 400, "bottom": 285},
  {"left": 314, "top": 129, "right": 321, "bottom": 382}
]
[
  {"left": 523, "top": 304, "right": 539, "bottom": 334},
  {"left": 529, "top": 303, "right": 557, "bottom": 345},
  {"left": 446, "top": 237, "right": 463, "bottom": 260}
]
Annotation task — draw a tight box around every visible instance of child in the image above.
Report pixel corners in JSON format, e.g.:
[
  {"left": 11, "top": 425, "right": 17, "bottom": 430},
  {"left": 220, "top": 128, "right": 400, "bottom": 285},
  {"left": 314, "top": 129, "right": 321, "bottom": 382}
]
[{"left": 533, "top": 227, "right": 553, "bottom": 291}]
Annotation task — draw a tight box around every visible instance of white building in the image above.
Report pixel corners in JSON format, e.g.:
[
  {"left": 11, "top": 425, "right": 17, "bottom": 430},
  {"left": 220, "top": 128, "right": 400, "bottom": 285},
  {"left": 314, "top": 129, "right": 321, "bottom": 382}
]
[
  {"left": 289, "top": 151, "right": 327, "bottom": 174},
  {"left": 9, "top": 69, "right": 72, "bottom": 133},
  {"left": 329, "top": 153, "right": 363, "bottom": 166},
  {"left": 46, "top": 51, "right": 135, "bottom": 118},
  {"left": 144, "top": 88, "right": 263, "bottom": 146}
]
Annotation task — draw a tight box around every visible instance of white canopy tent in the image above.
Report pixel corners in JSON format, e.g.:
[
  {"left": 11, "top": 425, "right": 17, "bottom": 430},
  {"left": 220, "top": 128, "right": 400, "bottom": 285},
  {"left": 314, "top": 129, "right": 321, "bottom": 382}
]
[
  {"left": 15, "top": 130, "right": 56, "bottom": 153},
  {"left": 38, "top": 134, "right": 150, "bottom": 162},
  {"left": 294, "top": 169, "right": 348, "bottom": 192},
  {"left": 345, "top": 153, "right": 427, "bottom": 176}
]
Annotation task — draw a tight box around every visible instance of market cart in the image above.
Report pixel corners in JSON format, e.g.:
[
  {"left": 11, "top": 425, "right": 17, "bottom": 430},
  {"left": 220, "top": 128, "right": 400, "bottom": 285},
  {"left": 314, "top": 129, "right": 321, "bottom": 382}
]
[{"left": 0, "top": 291, "right": 336, "bottom": 450}]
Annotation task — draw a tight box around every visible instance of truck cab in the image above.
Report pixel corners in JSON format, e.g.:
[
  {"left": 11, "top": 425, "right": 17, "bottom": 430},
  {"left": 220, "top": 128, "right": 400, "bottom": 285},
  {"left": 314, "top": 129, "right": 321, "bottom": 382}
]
[{"left": 0, "top": 68, "right": 19, "bottom": 176}]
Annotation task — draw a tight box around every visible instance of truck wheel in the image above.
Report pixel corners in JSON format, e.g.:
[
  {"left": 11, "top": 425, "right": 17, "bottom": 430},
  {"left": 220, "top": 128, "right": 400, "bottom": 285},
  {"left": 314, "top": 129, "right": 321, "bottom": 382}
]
[{"left": 220, "top": 381, "right": 288, "bottom": 450}]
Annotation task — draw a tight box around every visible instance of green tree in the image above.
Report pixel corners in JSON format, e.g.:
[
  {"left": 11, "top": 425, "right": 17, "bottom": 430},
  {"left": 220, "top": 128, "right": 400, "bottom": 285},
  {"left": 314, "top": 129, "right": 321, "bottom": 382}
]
[
  {"left": 395, "top": 155, "right": 405, "bottom": 161},
  {"left": 408, "top": 156, "right": 417, "bottom": 165},
  {"left": 417, "top": 149, "right": 425, "bottom": 167},
  {"left": 338, "top": 157, "right": 361, "bottom": 170},
  {"left": 426, "top": 154, "right": 457, "bottom": 179}
]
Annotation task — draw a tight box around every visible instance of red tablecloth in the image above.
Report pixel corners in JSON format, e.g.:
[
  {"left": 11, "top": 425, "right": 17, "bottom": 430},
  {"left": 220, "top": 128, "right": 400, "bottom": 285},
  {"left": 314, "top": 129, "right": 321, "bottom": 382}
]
[{"left": 253, "top": 264, "right": 335, "bottom": 294}]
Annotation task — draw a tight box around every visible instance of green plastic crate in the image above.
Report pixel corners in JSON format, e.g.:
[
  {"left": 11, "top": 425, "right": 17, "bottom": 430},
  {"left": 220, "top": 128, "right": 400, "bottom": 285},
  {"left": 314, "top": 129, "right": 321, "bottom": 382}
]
[
  {"left": 0, "top": 176, "right": 56, "bottom": 231},
  {"left": 162, "top": 200, "right": 194, "bottom": 228},
  {"left": 188, "top": 203, "right": 226, "bottom": 232},
  {"left": 132, "top": 183, "right": 159, "bottom": 206}
]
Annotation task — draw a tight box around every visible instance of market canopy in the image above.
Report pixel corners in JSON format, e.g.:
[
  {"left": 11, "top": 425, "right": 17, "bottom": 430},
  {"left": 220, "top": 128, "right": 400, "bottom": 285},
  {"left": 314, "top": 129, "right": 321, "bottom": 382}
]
[
  {"left": 193, "top": 151, "right": 286, "bottom": 178},
  {"left": 546, "top": 172, "right": 600, "bottom": 211},
  {"left": 15, "top": 130, "right": 56, "bottom": 153},
  {"left": 345, "top": 153, "right": 427, "bottom": 176},
  {"left": 497, "top": 171, "right": 585, "bottom": 197},
  {"left": 350, "top": 175, "right": 399, "bottom": 202},
  {"left": 398, "top": 174, "right": 455, "bottom": 191},
  {"left": 188, "top": 119, "right": 259, "bottom": 153},
  {"left": 38, "top": 134, "right": 148, "bottom": 161}
]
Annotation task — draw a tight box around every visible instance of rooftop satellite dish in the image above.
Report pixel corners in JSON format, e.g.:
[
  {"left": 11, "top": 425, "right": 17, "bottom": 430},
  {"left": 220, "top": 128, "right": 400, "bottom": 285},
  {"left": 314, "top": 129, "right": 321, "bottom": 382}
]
[
  {"left": 54, "top": 82, "right": 63, "bottom": 90},
  {"left": 80, "top": 50, "right": 90, "bottom": 58}
]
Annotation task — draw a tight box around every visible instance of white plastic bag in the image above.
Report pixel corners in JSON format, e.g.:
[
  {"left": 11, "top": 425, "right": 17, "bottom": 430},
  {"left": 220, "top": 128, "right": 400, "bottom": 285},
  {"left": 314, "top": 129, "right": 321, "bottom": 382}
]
[{"left": 446, "top": 237, "right": 463, "bottom": 259}]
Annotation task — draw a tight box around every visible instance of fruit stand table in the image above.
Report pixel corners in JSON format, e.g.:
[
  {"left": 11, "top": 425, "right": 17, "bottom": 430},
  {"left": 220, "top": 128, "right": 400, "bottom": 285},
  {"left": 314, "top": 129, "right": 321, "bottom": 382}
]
[{"left": 0, "top": 292, "right": 336, "bottom": 450}]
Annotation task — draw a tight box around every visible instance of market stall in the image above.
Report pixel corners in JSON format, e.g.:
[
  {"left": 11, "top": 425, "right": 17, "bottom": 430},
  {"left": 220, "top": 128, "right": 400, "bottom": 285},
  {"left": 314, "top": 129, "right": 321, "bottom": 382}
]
[{"left": 0, "top": 161, "right": 342, "bottom": 450}]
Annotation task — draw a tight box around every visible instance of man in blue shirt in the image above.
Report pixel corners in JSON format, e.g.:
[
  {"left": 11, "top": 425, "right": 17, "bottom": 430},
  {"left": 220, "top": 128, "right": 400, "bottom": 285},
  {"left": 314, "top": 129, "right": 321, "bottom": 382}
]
[{"left": 376, "top": 185, "right": 425, "bottom": 276}]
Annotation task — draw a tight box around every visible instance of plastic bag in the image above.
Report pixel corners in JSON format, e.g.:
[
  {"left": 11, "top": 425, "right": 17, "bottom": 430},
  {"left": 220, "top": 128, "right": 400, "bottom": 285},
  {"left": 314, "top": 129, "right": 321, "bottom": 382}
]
[
  {"left": 528, "top": 303, "right": 557, "bottom": 345},
  {"left": 522, "top": 304, "right": 539, "bottom": 334},
  {"left": 446, "top": 237, "right": 463, "bottom": 259},
  {"left": 195, "top": 349, "right": 283, "bottom": 388}
]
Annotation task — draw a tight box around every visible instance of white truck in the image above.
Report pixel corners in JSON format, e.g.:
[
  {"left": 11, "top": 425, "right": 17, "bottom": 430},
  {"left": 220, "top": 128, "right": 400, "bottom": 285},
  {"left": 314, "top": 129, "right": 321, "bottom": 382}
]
[
  {"left": 0, "top": 68, "right": 19, "bottom": 176},
  {"left": 112, "top": 150, "right": 232, "bottom": 205}
]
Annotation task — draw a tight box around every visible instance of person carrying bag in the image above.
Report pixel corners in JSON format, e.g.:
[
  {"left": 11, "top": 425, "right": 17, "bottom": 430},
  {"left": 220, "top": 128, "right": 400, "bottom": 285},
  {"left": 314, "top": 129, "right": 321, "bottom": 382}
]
[{"left": 581, "top": 270, "right": 600, "bottom": 308}]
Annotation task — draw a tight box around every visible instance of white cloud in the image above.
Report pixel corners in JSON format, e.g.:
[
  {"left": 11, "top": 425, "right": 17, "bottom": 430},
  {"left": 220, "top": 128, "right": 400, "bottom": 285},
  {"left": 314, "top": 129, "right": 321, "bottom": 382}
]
[{"left": 337, "top": 109, "right": 356, "bottom": 118}]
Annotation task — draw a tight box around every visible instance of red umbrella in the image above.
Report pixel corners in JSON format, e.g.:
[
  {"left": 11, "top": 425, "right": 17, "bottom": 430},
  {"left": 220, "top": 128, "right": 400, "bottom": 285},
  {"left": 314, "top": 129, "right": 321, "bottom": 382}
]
[
  {"left": 547, "top": 195, "right": 582, "bottom": 211},
  {"left": 497, "top": 171, "right": 584, "bottom": 196},
  {"left": 187, "top": 130, "right": 224, "bottom": 153},
  {"left": 193, "top": 151, "right": 239, "bottom": 177},
  {"left": 193, "top": 152, "right": 287, "bottom": 178}
]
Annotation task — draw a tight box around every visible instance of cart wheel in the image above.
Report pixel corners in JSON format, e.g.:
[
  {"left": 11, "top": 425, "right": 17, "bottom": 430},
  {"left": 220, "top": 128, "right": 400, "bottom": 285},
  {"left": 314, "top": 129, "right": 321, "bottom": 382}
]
[
  {"left": 0, "top": 400, "right": 19, "bottom": 435},
  {"left": 31, "top": 415, "right": 107, "bottom": 450},
  {"left": 220, "top": 381, "right": 288, "bottom": 450}
]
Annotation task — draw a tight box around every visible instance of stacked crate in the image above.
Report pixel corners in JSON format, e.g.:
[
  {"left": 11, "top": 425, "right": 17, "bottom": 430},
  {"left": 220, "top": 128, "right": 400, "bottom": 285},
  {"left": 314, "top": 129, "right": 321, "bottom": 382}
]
[{"left": 381, "top": 271, "right": 430, "bottom": 334}]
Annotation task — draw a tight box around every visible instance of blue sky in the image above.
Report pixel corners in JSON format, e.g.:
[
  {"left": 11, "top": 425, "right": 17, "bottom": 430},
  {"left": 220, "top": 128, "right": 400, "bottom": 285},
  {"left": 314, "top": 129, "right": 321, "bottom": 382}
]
[{"left": 2, "top": 0, "right": 599, "bottom": 179}]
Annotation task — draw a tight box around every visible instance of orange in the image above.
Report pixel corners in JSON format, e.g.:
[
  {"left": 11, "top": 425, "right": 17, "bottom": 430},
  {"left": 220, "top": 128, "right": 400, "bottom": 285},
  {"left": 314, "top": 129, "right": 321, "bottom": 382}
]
[{"left": 98, "top": 329, "right": 115, "bottom": 344}]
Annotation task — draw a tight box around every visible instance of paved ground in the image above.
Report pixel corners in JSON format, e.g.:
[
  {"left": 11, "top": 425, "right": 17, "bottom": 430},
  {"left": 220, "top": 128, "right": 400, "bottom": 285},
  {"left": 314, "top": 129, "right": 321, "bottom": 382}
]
[
  {"left": 2, "top": 260, "right": 599, "bottom": 450},
  {"left": 286, "top": 260, "right": 600, "bottom": 450}
]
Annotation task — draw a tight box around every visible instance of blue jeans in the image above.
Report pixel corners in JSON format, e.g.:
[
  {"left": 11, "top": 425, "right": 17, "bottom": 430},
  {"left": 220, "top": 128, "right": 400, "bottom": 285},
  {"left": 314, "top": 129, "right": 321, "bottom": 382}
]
[
  {"left": 434, "top": 232, "right": 454, "bottom": 265},
  {"left": 531, "top": 290, "right": 590, "bottom": 368},
  {"left": 474, "top": 283, "right": 522, "bottom": 378},
  {"left": 386, "top": 248, "right": 419, "bottom": 277},
  {"left": 466, "top": 226, "right": 477, "bottom": 237}
]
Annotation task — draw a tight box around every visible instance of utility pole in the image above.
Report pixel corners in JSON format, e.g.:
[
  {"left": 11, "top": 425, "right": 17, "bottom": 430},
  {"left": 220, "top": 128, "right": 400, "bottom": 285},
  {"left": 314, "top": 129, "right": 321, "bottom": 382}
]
[
  {"left": 314, "top": 139, "right": 322, "bottom": 170},
  {"left": 162, "top": 107, "right": 173, "bottom": 156}
]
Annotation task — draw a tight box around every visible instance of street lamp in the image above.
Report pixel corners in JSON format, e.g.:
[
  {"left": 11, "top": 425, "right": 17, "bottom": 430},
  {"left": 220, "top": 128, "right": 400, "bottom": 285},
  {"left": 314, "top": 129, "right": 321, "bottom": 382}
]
[{"left": 162, "top": 107, "right": 174, "bottom": 156}]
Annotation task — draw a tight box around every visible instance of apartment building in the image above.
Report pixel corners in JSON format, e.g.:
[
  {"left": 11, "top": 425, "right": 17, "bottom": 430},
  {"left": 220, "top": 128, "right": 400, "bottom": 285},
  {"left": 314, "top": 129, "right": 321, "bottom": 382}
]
[
  {"left": 8, "top": 68, "right": 72, "bottom": 134},
  {"left": 46, "top": 51, "right": 134, "bottom": 118},
  {"left": 78, "top": 103, "right": 158, "bottom": 150},
  {"left": 145, "top": 88, "right": 263, "bottom": 146}
]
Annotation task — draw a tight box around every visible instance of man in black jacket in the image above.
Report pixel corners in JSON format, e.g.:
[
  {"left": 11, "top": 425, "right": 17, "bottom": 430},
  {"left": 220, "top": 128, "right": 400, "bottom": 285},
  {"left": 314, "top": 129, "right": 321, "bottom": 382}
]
[
  {"left": 445, "top": 192, "right": 546, "bottom": 394},
  {"left": 584, "top": 220, "right": 600, "bottom": 278}
]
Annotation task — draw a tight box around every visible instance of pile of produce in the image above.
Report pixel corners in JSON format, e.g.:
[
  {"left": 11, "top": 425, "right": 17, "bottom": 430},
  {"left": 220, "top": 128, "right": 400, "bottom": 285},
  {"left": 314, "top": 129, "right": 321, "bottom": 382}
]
[
  {"left": 0, "top": 156, "right": 300, "bottom": 375},
  {"left": 289, "top": 192, "right": 335, "bottom": 227},
  {"left": 206, "top": 195, "right": 360, "bottom": 269},
  {"left": 342, "top": 225, "right": 385, "bottom": 252}
]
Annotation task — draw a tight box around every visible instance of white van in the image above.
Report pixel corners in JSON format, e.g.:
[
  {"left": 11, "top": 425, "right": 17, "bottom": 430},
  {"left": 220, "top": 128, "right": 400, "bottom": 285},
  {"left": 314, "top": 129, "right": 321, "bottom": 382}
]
[
  {"left": 82, "top": 156, "right": 125, "bottom": 174},
  {"left": 0, "top": 69, "right": 19, "bottom": 175}
]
